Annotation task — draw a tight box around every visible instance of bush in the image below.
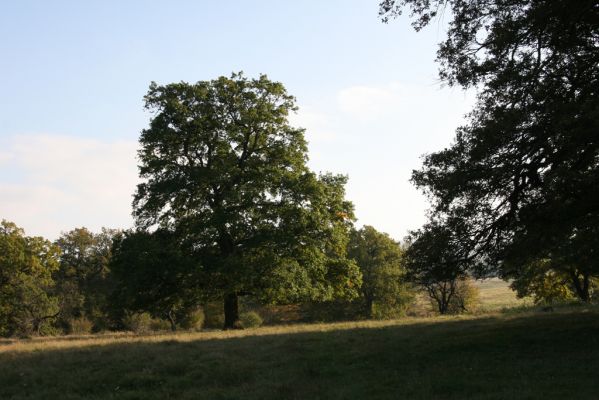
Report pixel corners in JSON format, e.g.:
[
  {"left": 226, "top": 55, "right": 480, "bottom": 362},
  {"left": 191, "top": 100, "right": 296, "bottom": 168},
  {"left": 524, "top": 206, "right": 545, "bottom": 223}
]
[
  {"left": 302, "top": 300, "right": 364, "bottom": 323},
  {"left": 371, "top": 299, "right": 411, "bottom": 320},
  {"left": 447, "top": 277, "right": 480, "bottom": 314},
  {"left": 122, "top": 312, "right": 153, "bottom": 334},
  {"left": 69, "top": 316, "right": 93, "bottom": 335},
  {"left": 149, "top": 318, "right": 171, "bottom": 332},
  {"left": 202, "top": 302, "right": 225, "bottom": 329},
  {"left": 240, "top": 311, "right": 263, "bottom": 328},
  {"left": 179, "top": 308, "right": 205, "bottom": 331}
]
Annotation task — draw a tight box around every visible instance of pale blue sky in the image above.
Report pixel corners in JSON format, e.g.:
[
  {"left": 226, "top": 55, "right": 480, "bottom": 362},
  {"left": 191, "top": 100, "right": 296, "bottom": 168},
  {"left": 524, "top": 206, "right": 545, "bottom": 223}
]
[{"left": 0, "top": 1, "right": 474, "bottom": 240}]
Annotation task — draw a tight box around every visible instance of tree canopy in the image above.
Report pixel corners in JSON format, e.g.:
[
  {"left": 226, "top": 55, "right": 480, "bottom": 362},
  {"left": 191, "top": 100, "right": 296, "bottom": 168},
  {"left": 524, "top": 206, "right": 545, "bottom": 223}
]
[
  {"left": 348, "top": 226, "right": 413, "bottom": 318},
  {"left": 54, "top": 227, "right": 118, "bottom": 331},
  {"left": 0, "top": 220, "right": 60, "bottom": 336},
  {"left": 110, "top": 229, "right": 206, "bottom": 331},
  {"left": 381, "top": 0, "right": 599, "bottom": 300},
  {"left": 134, "top": 73, "right": 360, "bottom": 328}
]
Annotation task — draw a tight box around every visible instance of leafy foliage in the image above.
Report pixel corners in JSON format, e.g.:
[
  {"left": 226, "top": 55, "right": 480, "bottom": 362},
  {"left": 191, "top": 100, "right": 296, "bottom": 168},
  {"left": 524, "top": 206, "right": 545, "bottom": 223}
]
[
  {"left": 54, "top": 227, "right": 118, "bottom": 331},
  {"left": 240, "top": 311, "right": 263, "bottom": 329},
  {"left": 381, "top": 0, "right": 599, "bottom": 301},
  {"left": 508, "top": 258, "right": 598, "bottom": 305},
  {"left": 68, "top": 315, "right": 94, "bottom": 335},
  {"left": 404, "top": 220, "right": 480, "bottom": 314},
  {"left": 0, "top": 220, "right": 60, "bottom": 337},
  {"left": 347, "top": 226, "right": 413, "bottom": 319},
  {"left": 446, "top": 277, "right": 480, "bottom": 314},
  {"left": 110, "top": 229, "right": 202, "bottom": 331},
  {"left": 134, "top": 73, "right": 360, "bottom": 328}
]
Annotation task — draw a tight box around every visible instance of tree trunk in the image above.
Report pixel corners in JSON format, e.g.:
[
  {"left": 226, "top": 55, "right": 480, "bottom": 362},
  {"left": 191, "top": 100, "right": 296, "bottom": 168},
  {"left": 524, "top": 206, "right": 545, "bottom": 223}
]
[
  {"left": 570, "top": 270, "right": 591, "bottom": 303},
  {"left": 223, "top": 293, "right": 242, "bottom": 330},
  {"left": 167, "top": 310, "right": 177, "bottom": 332}
]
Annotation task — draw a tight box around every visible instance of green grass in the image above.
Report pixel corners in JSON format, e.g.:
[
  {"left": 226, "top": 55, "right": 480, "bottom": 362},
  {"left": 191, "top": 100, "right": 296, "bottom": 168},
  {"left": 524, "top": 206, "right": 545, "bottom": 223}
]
[
  {"left": 2, "top": 307, "right": 599, "bottom": 399},
  {"left": 475, "top": 278, "right": 532, "bottom": 312}
]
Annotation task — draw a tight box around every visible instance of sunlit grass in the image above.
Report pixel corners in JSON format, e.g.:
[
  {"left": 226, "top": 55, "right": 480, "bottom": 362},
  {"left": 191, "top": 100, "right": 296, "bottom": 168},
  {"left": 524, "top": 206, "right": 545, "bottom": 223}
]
[
  {"left": 2, "top": 306, "right": 599, "bottom": 399},
  {"left": 475, "top": 278, "right": 532, "bottom": 312}
]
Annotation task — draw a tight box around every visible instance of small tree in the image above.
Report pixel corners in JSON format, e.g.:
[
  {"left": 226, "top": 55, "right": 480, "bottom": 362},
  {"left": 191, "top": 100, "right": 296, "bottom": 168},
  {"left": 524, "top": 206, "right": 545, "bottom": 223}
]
[
  {"left": 54, "top": 227, "right": 118, "bottom": 331},
  {"left": 133, "top": 73, "right": 360, "bottom": 329},
  {"left": 348, "top": 226, "right": 413, "bottom": 319},
  {"left": 404, "top": 220, "right": 478, "bottom": 315}
]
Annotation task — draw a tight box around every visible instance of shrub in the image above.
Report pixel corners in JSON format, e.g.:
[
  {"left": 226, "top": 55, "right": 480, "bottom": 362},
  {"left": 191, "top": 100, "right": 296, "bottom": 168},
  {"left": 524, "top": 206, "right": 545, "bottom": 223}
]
[
  {"left": 371, "top": 299, "right": 411, "bottom": 320},
  {"left": 149, "top": 318, "right": 171, "bottom": 332},
  {"left": 302, "top": 300, "right": 364, "bottom": 323},
  {"left": 447, "top": 277, "right": 480, "bottom": 314},
  {"left": 179, "top": 308, "right": 205, "bottom": 331},
  {"left": 123, "top": 312, "right": 153, "bottom": 334},
  {"left": 202, "top": 302, "right": 225, "bottom": 329},
  {"left": 69, "top": 316, "right": 93, "bottom": 335},
  {"left": 240, "top": 311, "right": 263, "bottom": 328}
]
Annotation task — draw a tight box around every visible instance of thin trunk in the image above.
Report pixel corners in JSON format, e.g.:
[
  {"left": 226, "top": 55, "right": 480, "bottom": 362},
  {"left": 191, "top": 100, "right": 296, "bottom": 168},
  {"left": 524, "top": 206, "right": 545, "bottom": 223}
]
[
  {"left": 167, "top": 310, "right": 177, "bottom": 332},
  {"left": 437, "top": 294, "right": 449, "bottom": 315},
  {"left": 570, "top": 270, "right": 591, "bottom": 303},
  {"left": 223, "top": 292, "right": 242, "bottom": 330}
]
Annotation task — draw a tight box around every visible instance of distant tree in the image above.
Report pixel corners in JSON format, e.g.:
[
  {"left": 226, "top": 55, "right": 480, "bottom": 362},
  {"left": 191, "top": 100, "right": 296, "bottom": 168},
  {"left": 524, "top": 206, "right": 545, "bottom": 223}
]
[
  {"left": 134, "top": 73, "right": 361, "bottom": 329},
  {"left": 54, "top": 227, "right": 118, "bottom": 331},
  {"left": 380, "top": 1, "right": 599, "bottom": 292},
  {"left": 347, "top": 226, "right": 413, "bottom": 318},
  {"left": 404, "top": 220, "right": 479, "bottom": 314},
  {"left": 0, "top": 220, "right": 60, "bottom": 336},
  {"left": 109, "top": 229, "right": 203, "bottom": 331},
  {"left": 508, "top": 257, "right": 598, "bottom": 305}
]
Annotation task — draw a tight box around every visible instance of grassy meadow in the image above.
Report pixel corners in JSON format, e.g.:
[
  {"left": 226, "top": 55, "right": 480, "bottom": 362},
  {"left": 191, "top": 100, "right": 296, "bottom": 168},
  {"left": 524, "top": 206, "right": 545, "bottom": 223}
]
[
  {"left": 1, "top": 282, "right": 598, "bottom": 400},
  {"left": 475, "top": 278, "right": 532, "bottom": 312}
]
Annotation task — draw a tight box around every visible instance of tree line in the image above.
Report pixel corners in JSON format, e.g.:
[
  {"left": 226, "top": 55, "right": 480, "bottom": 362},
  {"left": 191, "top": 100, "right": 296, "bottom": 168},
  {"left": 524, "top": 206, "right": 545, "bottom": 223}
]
[{"left": 0, "top": 218, "right": 418, "bottom": 336}]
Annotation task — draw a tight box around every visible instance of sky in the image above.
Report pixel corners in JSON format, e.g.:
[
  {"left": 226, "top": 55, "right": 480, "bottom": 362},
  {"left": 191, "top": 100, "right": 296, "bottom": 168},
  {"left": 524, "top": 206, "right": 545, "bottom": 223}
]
[{"left": 0, "top": 1, "right": 474, "bottom": 241}]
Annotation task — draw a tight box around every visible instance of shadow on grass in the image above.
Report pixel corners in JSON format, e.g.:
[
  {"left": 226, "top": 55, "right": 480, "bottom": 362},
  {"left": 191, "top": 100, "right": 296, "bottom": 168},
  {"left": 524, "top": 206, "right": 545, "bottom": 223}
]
[{"left": 1, "top": 309, "right": 599, "bottom": 400}]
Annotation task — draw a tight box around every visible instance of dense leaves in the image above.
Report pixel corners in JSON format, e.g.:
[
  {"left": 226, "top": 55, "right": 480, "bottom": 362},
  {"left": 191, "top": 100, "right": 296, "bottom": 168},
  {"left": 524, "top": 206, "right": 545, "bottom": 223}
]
[
  {"left": 404, "top": 220, "right": 479, "bottom": 314},
  {"left": 110, "top": 229, "right": 203, "bottom": 331},
  {"left": 134, "top": 73, "right": 360, "bottom": 328},
  {"left": 0, "top": 220, "right": 60, "bottom": 336},
  {"left": 381, "top": 0, "right": 599, "bottom": 300},
  {"left": 348, "top": 226, "right": 413, "bottom": 318},
  {"left": 54, "top": 227, "right": 118, "bottom": 332}
]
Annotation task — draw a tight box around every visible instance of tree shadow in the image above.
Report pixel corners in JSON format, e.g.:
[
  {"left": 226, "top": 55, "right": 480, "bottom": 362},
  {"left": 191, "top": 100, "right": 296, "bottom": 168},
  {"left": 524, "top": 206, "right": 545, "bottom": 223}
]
[{"left": 1, "top": 310, "right": 598, "bottom": 400}]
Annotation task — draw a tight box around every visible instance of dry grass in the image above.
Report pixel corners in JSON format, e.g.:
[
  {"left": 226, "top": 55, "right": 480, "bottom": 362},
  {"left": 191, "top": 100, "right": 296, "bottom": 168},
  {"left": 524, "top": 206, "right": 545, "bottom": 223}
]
[
  {"left": 0, "top": 316, "right": 467, "bottom": 354},
  {"left": 475, "top": 278, "right": 532, "bottom": 311},
  {"left": 2, "top": 282, "right": 596, "bottom": 399},
  {"left": 2, "top": 307, "right": 599, "bottom": 399}
]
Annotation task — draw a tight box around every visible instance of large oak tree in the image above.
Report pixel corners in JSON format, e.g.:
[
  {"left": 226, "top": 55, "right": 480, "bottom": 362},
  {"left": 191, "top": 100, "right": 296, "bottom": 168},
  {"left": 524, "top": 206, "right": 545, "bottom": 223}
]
[{"left": 134, "top": 73, "right": 360, "bottom": 329}]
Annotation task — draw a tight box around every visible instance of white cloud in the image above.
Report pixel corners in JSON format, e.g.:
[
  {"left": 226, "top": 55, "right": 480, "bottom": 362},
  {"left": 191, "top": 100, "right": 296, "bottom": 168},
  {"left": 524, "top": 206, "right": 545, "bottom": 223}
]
[
  {"left": 289, "top": 106, "right": 338, "bottom": 143},
  {"left": 337, "top": 83, "right": 404, "bottom": 120},
  {"left": 300, "top": 81, "right": 476, "bottom": 240},
  {"left": 0, "top": 151, "right": 14, "bottom": 164},
  {"left": 0, "top": 134, "right": 138, "bottom": 239}
]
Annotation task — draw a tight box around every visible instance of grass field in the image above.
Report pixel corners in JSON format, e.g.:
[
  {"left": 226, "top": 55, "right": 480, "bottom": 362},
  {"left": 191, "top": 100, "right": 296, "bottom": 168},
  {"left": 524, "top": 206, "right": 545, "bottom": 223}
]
[
  {"left": 475, "top": 278, "right": 532, "bottom": 312},
  {"left": 409, "top": 278, "right": 531, "bottom": 316},
  {"left": 2, "top": 304, "right": 599, "bottom": 399}
]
